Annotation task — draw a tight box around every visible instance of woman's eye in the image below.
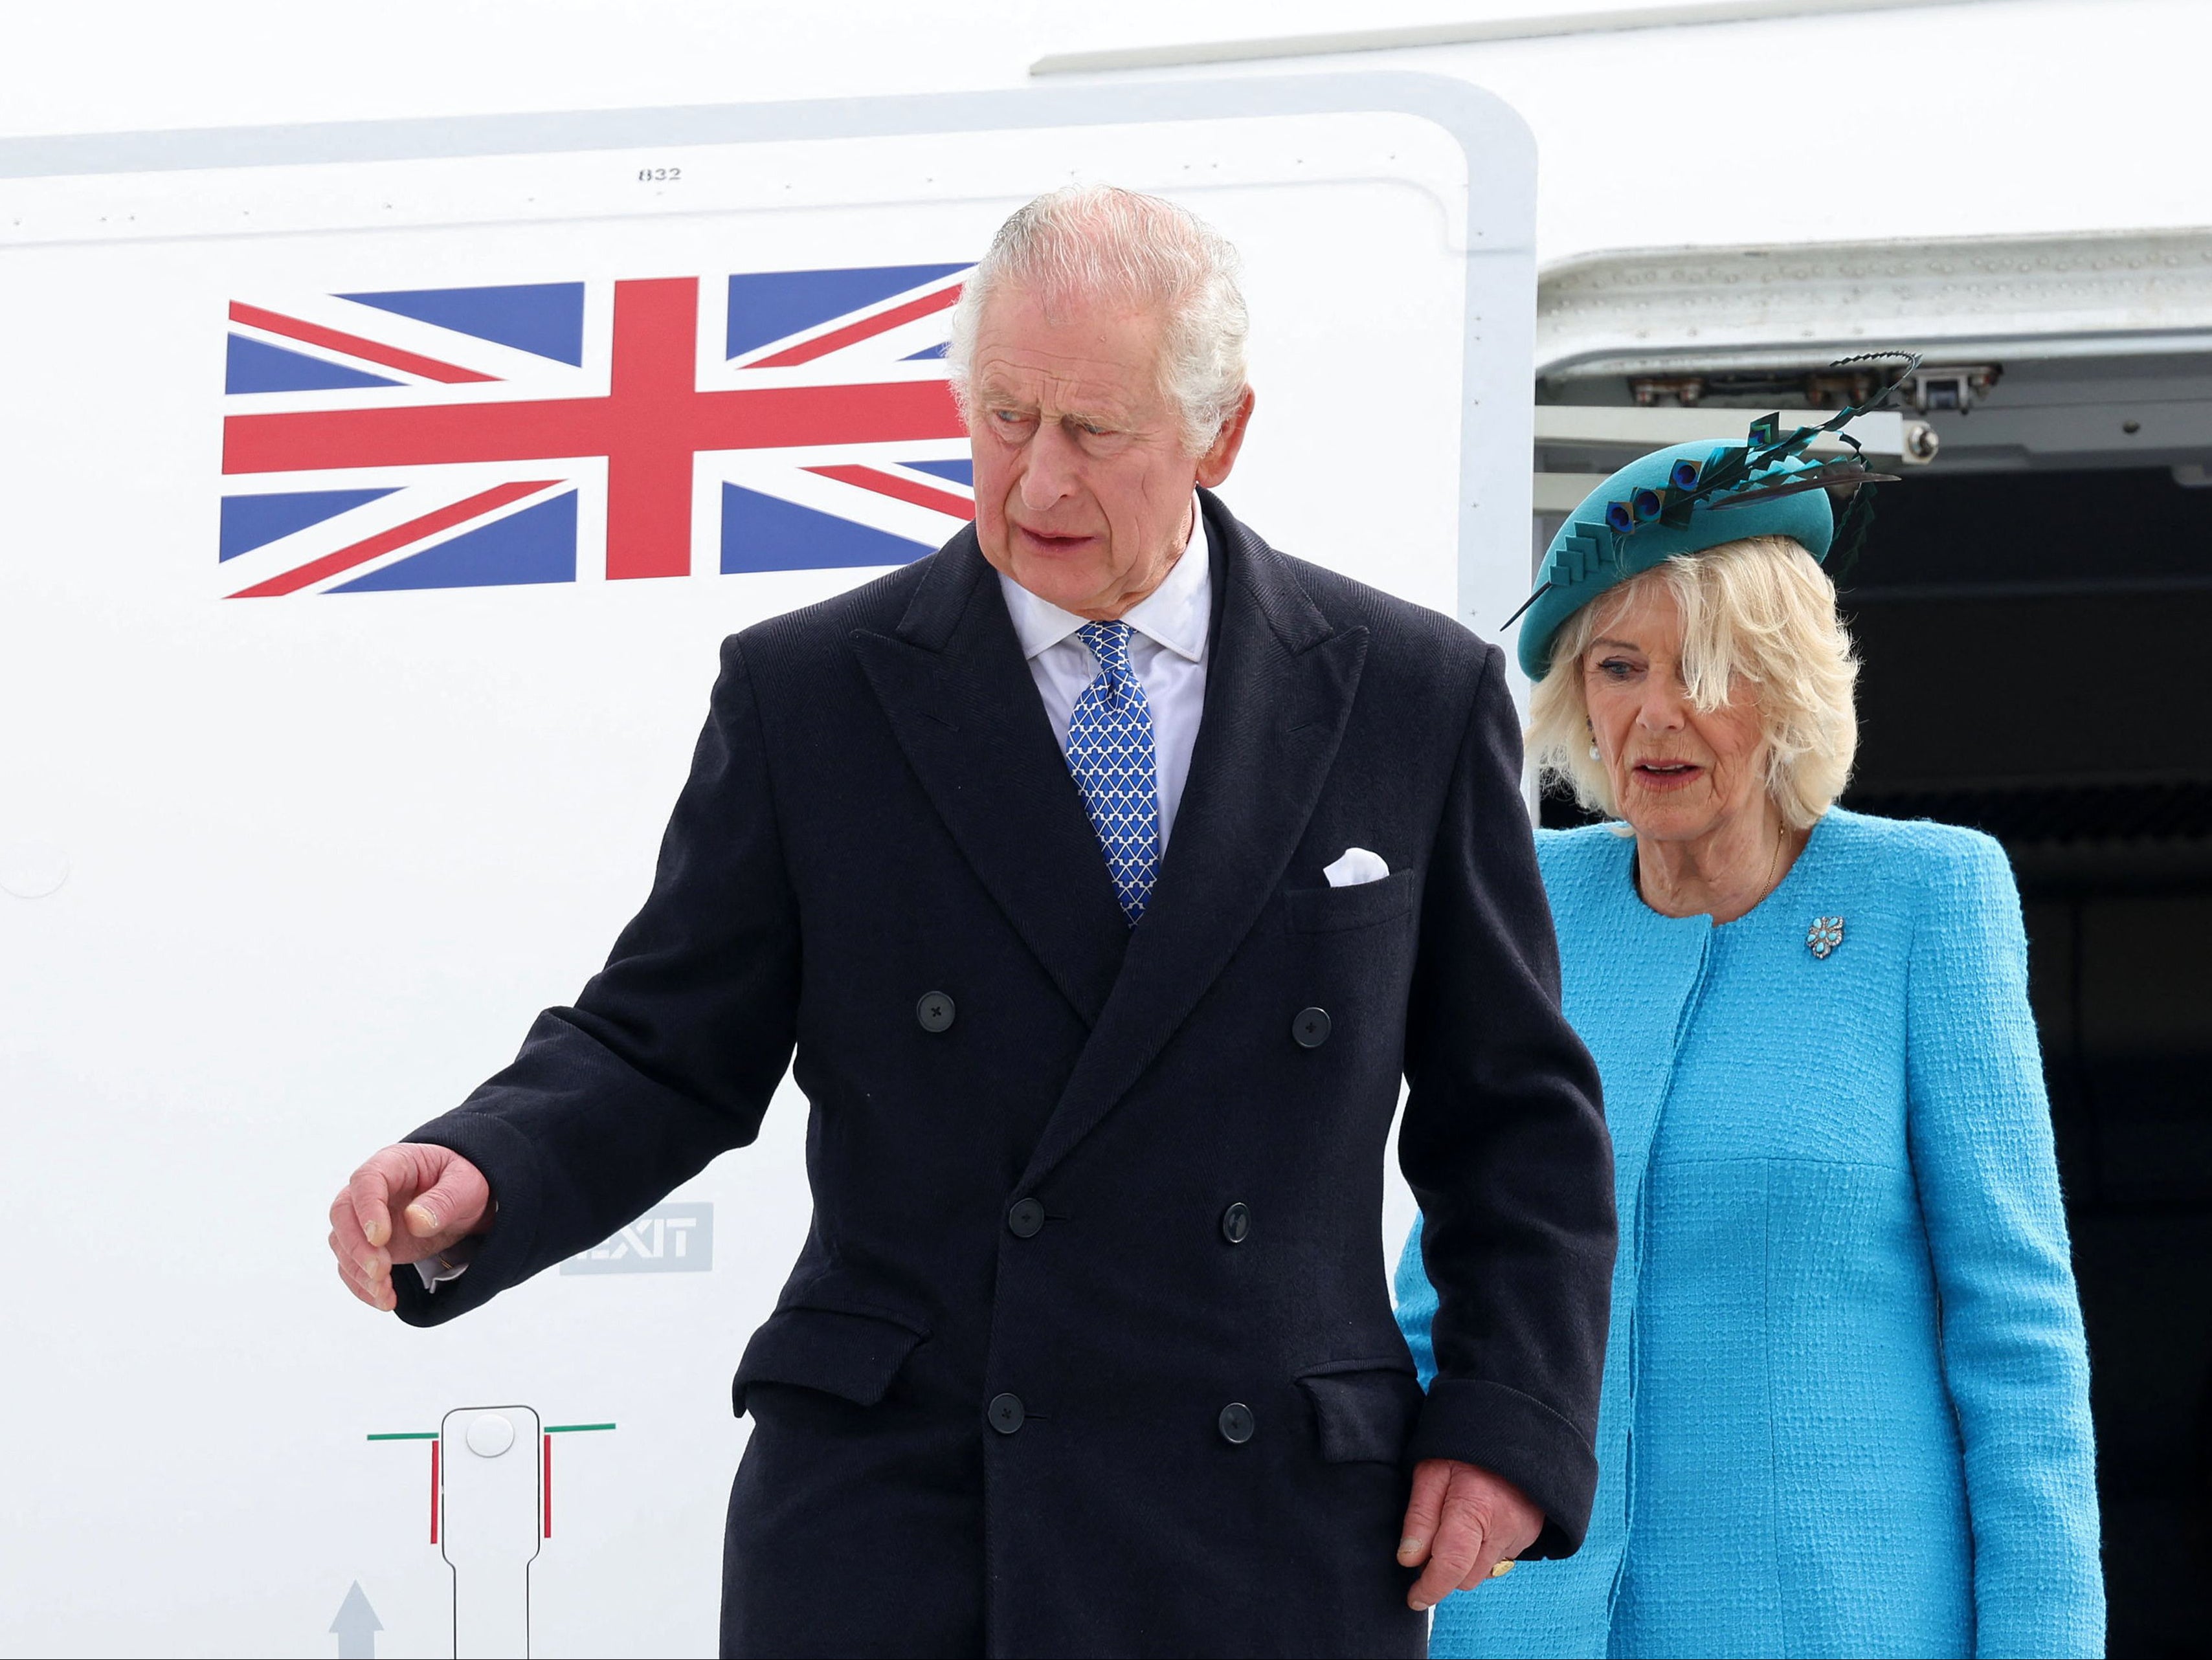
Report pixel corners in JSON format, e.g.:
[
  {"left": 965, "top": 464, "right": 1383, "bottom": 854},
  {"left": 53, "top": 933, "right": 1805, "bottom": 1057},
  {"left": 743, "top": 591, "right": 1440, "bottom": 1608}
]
[{"left": 1596, "top": 658, "right": 1636, "bottom": 680}]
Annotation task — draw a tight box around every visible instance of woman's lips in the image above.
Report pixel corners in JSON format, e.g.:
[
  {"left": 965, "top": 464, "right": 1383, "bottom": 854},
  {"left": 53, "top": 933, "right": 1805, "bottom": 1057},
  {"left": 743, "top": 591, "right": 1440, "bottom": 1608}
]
[{"left": 1630, "top": 760, "right": 1705, "bottom": 793}]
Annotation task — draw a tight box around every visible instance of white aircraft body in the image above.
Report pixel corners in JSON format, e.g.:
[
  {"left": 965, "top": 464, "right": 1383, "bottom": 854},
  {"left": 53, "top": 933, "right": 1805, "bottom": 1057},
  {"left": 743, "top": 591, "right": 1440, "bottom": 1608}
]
[{"left": 3, "top": 3, "right": 2203, "bottom": 1655}]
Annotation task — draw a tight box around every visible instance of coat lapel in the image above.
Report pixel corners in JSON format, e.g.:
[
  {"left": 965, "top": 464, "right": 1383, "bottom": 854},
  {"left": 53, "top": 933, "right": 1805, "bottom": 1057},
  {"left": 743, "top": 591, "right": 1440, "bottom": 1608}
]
[
  {"left": 1018, "top": 494, "right": 1369, "bottom": 1190},
  {"left": 849, "top": 529, "right": 1130, "bottom": 1028}
]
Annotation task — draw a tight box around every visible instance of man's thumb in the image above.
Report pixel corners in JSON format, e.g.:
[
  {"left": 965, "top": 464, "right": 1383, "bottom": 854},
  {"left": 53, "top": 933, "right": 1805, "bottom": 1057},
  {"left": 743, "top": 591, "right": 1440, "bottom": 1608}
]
[{"left": 404, "top": 1157, "right": 486, "bottom": 1237}]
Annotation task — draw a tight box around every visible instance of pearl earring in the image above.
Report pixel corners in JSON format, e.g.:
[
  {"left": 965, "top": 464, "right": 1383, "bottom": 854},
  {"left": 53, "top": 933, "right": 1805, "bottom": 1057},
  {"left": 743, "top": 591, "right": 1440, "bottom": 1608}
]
[{"left": 1589, "top": 744, "right": 1600, "bottom": 760}]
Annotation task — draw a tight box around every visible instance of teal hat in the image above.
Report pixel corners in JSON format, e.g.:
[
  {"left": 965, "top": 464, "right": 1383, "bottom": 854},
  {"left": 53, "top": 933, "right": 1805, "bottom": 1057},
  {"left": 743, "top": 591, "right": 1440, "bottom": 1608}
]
[{"left": 1511, "top": 353, "right": 1917, "bottom": 680}]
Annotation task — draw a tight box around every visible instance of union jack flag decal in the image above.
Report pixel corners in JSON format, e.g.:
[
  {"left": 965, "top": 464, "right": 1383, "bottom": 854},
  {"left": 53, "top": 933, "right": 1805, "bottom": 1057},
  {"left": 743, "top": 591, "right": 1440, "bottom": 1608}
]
[{"left": 217, "top": 265, "right": 978, "bottom": 597}]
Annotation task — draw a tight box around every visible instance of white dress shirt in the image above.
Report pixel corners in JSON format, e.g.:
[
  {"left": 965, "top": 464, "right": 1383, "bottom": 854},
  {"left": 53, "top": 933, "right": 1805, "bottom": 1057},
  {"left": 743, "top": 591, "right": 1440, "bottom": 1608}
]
[{"left": 996, "top": 498, "right": 1211, "bottom": 848}]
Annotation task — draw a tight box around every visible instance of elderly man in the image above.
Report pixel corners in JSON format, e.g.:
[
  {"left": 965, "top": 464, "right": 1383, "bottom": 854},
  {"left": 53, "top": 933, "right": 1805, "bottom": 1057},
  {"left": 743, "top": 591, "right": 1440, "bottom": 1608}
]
[{"left": 328, "top": 185, "right": 1613, "bottom": 1659}]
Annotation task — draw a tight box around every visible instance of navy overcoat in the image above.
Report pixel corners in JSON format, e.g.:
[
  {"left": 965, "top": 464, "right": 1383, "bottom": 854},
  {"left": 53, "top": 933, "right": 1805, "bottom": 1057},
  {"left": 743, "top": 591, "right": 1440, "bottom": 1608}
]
[{"left": 393, "top": 492, "right": 1614, "bottom": 1659}]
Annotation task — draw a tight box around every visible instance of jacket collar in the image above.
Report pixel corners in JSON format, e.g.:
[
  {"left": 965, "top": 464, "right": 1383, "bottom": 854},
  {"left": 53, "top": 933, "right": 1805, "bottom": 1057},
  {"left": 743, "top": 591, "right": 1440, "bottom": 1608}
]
[
  {"left": 849, "top": 494, "right": 1367, "bottom": 1185},
  {"left": 848, "top": 525, "right": 1132, "bottom": 1028}
]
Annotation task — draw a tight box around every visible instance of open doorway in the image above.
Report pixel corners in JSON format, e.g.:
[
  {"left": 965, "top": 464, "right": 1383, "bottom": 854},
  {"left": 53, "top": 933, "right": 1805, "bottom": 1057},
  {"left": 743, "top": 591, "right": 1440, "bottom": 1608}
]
[
  {"left": 1844, "top": 462, "right": 2212, "bottom": 1659},
  {"left": 1536, "top": 358, "right": 2212, "bottom": 1657}
]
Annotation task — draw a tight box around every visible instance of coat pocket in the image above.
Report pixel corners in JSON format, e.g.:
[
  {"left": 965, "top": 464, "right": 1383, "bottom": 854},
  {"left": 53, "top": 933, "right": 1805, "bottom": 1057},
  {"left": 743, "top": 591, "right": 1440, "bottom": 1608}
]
[
  {"left": 1295, "top": 1359, "right": 1425, "bottom": 1465},
  {"left": 1285, "top": 869, "right": 1417, "bottom": 934},
  {"left": 732, "top": 1305, "right": 928, "bottom": 1415}
]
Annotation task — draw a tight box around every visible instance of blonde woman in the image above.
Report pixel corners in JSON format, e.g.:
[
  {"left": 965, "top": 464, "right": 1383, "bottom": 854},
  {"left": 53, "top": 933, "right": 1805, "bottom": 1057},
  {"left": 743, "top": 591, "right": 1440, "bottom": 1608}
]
[{"left": 1395, "top": 432, "right": 2103, "bottom": 1657}]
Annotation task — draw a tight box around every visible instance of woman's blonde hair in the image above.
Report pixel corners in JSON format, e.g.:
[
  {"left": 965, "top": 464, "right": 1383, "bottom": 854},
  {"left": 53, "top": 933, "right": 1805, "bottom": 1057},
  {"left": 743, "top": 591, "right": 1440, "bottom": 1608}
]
[{"left": 1526, "top": 534, "right": 1859, "bottom": 832}]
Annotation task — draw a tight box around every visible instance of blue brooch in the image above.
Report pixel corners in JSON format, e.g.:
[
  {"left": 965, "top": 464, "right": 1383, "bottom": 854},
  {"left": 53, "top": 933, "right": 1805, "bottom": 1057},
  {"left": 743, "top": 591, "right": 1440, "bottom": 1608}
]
[{"left": 1807, "top": 916, "right": 1845, "bottom": 959}]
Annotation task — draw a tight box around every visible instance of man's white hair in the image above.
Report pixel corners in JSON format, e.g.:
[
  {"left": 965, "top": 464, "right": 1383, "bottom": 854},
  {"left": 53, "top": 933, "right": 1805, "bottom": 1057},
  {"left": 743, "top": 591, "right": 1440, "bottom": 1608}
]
[{"left": 946, "top": 184, "right": 1249, "bottom": 454}]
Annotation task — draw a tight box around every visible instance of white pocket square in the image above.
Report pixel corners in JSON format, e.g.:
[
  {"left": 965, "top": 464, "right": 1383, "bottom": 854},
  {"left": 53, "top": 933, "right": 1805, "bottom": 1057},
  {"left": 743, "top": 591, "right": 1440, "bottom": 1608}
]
[{"left": 1323, "top": 847, "right": 1390, "bottom": 887}]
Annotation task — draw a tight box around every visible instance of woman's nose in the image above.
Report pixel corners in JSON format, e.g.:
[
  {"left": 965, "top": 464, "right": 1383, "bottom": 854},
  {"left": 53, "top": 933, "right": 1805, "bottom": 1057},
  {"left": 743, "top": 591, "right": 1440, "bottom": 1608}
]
[{"left": 1637, "top": 681, "right": 1688, "bottom": 729}]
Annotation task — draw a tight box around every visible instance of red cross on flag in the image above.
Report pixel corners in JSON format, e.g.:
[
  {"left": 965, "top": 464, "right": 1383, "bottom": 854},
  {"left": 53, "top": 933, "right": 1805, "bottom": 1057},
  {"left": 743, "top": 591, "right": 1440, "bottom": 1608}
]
[{"left": 217, "top": 265, "right": 979, "bottom": 597}]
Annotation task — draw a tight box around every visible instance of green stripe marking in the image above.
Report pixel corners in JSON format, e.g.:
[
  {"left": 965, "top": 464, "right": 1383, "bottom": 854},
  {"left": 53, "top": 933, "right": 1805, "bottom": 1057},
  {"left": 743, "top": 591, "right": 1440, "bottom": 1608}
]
[{"left": 366, "top": 1422, "right": 614, "bottom": 1439}]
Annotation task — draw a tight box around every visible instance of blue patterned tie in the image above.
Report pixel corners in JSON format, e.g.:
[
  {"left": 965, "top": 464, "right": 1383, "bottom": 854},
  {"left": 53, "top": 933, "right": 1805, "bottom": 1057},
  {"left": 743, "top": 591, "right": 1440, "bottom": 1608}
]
[{"left": 1067, "top": 621, "right": 1161, "bottom": 924}]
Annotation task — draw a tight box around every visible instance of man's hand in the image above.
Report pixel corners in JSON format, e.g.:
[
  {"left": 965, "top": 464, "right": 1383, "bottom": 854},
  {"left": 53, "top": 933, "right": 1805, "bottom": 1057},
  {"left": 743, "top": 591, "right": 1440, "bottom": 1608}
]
[
  {"left": 1396, "top": 1458, "right": 1544, "bottom": 1611},
  {"left": 328, "top": 1144, "right": 492, "bottom": 1312}
]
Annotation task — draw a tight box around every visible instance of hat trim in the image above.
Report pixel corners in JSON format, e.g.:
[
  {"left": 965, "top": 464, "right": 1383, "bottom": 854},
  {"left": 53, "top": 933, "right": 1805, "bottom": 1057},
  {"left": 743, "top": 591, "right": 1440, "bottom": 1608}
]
[{"left": 1512, "top": 351, "right": 1922, "bottom": 669}]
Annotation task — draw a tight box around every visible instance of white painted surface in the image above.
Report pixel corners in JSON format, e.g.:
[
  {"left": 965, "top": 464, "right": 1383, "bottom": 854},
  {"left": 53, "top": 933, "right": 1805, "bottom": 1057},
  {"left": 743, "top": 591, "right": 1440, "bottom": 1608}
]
[
  {"left": 8, "top": 0, "right": 2207, "bottom": 268},
  {"left": 441, "top": 1408, "right": 541, "bottom": 1660},
  {"left": 1029, "top": 0, "right": 2017, "bottom": 71},
  {"left": 1043, "top": 0, "right": 2212, "bottom": 265},
  {"left": 6, "top": 3, "right": 2206, "bottom": 1654},
  {"left": 1538, "top": 228, "right": 2212, "bottom": 375},
  {"left": 0, "top": 84, "right": 1523, "bottom": 1657}
]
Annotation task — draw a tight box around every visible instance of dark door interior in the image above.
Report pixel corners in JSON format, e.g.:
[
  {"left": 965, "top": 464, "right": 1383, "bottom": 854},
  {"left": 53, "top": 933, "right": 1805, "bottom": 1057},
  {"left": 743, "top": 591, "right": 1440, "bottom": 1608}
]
[
  {"left": 1536, "top": 463, "right": 2212, "bottom": 1655},
  {"left": 1845, "top": 467, "right": 2212, "bottom": 1659}
]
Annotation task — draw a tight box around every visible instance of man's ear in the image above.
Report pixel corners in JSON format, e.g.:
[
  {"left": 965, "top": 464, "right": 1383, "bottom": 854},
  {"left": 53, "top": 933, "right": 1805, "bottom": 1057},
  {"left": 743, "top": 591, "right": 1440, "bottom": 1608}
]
[{"left": 1194, "top": 387, "right": 1257, "bottom": 489}]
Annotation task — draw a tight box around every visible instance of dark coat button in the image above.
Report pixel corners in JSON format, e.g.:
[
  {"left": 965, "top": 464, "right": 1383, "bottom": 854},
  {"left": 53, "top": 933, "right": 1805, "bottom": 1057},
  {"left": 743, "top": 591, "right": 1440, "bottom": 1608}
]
[
  {"left": 1007, "top": 1199, "right": 1046, "bottom": 1238},
  {"left": 1218, "top": 1402, "right": 1255, "bottom": 1444},
  {"left": 988, "top": 1393, "right": 1025, "bottom": 1435},
  {"left": 916, "top": 991, "right": 955, "bottom": 1033},
  {"left": 1221, "top": 1202, "right": 1251, "bottom": 1245},
  {"left": 1292, "top": 1006, "right": 1332, "bottom": 1048}
]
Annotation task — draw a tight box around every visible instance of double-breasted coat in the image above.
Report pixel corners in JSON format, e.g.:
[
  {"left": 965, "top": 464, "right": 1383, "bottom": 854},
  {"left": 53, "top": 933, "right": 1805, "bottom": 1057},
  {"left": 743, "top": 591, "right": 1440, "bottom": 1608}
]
[{"left": 392, "top": 491, "right": 1614, "bottom": 1658}]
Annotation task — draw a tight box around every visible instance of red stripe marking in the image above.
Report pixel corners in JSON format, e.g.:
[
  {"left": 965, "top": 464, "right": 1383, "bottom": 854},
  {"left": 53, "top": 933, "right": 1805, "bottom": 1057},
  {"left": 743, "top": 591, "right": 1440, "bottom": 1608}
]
[
  {"left": 226, "top": 478, "right": 557, "bottom": 597},
  {"left": 805, "top": 463, "right": 974, "bottom": 522},
  {"left": 430, "top": 1439, "right": 440, "bottom": 1545},
  {"left": 749, "top": 285, "right": 960, "bottom": 368},
  {"left": 224, "top": 381, "right": 960, "bottom": 474},
  {"left": 542, "top": 1434, "right": 553, "bottom": 1539},
  {"left": 602, "top": 277, "right": 697, "bottom": 580},
  {"left": 229, "top": 301, "right": 498, "bottom": 385}
]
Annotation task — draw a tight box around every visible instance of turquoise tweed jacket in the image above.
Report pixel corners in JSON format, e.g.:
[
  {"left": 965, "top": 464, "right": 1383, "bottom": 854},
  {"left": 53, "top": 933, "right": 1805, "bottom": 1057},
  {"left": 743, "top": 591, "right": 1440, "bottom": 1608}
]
[{"left": 1396, "top": 811, "right": 2103, "bottom": 1658}]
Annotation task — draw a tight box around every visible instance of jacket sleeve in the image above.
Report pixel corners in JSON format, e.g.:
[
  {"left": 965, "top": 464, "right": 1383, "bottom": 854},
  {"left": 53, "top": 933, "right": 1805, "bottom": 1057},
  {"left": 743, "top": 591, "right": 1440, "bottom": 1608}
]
[
  {"left": 1397, "top": 643, "right": 1615, "bottom": 1557},
  {"left": 1905, "top": 832, "right": 2105, "bottom": 1658},
  {"left": 393, "top": 636, "right": 800, "bottom": 1326}
]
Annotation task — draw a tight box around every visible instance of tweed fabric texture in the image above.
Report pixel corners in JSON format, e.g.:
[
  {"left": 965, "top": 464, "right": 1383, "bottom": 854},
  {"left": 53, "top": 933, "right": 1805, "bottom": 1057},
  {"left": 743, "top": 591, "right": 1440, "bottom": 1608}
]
[
  {"left": 1396, "top": 810, "right": 2103, "bottom": 1658},
  {"left": 1066, "top": 621, "right": 1161, "bottom": 922}
]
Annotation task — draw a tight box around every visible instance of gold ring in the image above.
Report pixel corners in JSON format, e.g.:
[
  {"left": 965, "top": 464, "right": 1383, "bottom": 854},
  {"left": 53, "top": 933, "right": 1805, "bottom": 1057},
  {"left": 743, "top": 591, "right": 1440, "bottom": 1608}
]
[{"left": 1490, "top": 1559, "right": 1516, "bottom": 1578}]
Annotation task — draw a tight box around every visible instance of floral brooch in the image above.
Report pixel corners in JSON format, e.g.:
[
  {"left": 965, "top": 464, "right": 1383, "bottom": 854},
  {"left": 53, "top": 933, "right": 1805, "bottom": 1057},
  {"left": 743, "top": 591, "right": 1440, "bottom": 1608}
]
[{"left": 1806, "top": 916, "right": 1846, "bottom": 959}]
